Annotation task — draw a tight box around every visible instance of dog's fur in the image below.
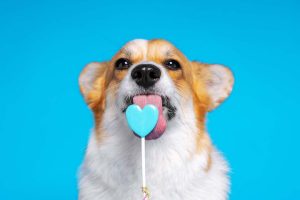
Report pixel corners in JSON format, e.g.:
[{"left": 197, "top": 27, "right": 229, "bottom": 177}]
[{"left": 78, "top": 39, "right": 234, "bottom": 200}]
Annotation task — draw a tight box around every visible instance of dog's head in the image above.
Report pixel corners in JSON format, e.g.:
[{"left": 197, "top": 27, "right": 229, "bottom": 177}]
[{"left": 79, "top": 39, "right": 233, "bottom": 142}]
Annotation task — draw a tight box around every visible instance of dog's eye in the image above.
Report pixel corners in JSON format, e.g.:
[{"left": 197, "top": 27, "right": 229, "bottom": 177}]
[
  {"left": 163, "top": 59, "right": 181, "bottom": 70},
  {"left": 115, "top": 58, "right": 132, "bottom": 70}
]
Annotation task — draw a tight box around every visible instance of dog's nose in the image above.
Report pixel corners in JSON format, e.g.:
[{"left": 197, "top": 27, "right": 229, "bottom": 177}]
[{"left": 131, "top": 64, "right": 161, "bottom": 88}]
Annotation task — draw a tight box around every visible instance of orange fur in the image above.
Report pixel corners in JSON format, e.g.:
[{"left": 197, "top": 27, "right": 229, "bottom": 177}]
[{"left": 79, "top": 62, "right": 114, "bottom": 141}]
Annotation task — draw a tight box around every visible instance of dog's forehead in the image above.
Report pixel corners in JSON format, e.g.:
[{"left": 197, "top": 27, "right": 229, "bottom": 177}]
[
  {"left": 120, "top": 39, "right": 175, "bottom": 60},
  {"left": 123, "top": 39, "right": 148, "bottom": 56}
]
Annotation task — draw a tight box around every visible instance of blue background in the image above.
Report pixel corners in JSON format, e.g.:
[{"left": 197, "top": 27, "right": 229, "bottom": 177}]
[{"left": 0, "top": 0, "right": 299, "bottom": 199}]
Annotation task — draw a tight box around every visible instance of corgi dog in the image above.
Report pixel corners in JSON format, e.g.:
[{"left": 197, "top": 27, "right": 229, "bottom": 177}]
[{"left": 78, "top": 39, "right": 234, "bottom": 200}]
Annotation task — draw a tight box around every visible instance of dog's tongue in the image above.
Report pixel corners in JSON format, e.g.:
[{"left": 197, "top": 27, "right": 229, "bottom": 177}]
[{"left": 133, "top": 95, "right": 167, "bottom": 140}]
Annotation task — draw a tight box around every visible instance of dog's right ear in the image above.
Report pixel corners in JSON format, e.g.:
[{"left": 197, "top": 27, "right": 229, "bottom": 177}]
[
  {"left": 79, "top": 62, "right": 109, "bottom": 110},
  {"left": 191, "top": 62, "right": 234, "bottom": 111}
]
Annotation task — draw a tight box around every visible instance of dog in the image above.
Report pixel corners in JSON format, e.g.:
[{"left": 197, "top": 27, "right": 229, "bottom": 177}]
[{"left": 78, "top": 39, "right": 234, "bottom": 200}]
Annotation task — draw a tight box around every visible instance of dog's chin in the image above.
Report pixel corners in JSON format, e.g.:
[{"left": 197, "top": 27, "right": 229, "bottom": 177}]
[{"left": 122, "top": 93, "right": 176, "bottom": 140}]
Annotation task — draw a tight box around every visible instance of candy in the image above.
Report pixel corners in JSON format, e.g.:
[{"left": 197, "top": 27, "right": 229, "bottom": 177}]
[
  {"left": 125, "top": 104, "right": 160, "bottom": 199},
  {"left": 125, "top": 104, "right": 159, "bottom": 138}
]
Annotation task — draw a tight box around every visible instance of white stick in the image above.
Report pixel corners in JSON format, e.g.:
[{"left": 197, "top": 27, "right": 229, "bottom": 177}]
[{"left": 141, "top": 137, "right": 146, "bottom": 188}]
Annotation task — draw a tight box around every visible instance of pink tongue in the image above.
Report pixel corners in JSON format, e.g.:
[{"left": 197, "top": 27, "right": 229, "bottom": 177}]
[{"left": 133, "top": 95, "right": 167, "bottom": 140}]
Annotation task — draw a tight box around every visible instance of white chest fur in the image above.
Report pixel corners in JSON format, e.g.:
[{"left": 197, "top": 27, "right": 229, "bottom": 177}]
[{"left": 78, "top": 110, "right": 229, "bottom": 200}]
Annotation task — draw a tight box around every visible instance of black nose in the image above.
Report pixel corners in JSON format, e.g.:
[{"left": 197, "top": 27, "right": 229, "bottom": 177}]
[{"left": 131, "top": 64, "right": 161, "bottom": 88}]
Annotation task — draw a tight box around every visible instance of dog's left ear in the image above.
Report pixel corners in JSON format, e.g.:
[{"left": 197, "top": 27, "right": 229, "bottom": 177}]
[
  {"left": 79, "top": 62, "right": 109, "bottom": 110},
  {"left": 191, "top": 62, "right": 234, "bottom": 111}
]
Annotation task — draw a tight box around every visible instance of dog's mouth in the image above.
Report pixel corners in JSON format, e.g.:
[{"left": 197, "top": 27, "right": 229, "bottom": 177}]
[{"left": 122, "top": 94, "right": 176, "bottom": 140}]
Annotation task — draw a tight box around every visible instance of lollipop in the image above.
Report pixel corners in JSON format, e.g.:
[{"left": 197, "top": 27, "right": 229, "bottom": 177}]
[{"left": 125, "top": 103, "right": 159, "bottom": 200}]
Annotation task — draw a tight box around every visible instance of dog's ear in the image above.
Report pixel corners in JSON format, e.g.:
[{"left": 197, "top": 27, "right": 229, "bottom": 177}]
[
  {"left": 191, "top": 62, "right": 234, "bottom": 111},
  {"left": 79, "top": 62, "right": 109, "bottom": 110}
]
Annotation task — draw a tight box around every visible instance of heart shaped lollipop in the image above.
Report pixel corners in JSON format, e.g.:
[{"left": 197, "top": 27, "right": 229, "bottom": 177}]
[
  {"left": 125, "top": 104, "right": 159, "bottom": 199},
  {"left": 125, "top": 104, "right": 159, "bottom": 138}
]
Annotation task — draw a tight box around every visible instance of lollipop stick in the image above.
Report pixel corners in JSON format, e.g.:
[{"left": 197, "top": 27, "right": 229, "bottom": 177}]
[
  {"left": 142, "top": 137, "right": 146, "bottom": 187},
  {"left": 141, "top": 137, "right": 150, "bottom": 199}
]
